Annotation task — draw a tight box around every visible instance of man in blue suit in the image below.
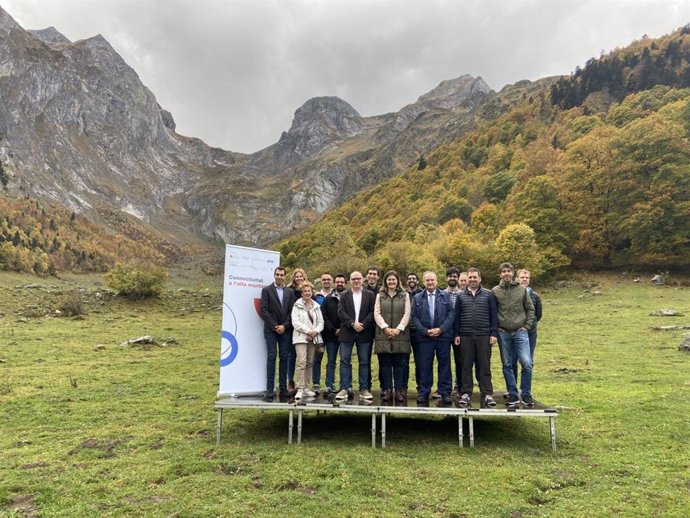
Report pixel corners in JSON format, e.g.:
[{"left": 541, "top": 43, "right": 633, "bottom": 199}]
[{"left": 412, "top": 271, "right": 455, "bottom": 404}]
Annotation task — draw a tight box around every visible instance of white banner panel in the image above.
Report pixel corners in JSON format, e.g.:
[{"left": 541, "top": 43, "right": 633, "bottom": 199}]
[{"left": 219, "top": 244, "right": 280, "bottom": 396}]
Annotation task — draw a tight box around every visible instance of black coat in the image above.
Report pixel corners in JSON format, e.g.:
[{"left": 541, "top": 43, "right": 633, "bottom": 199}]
[
  {"left": 337, "top": 289, "right": 376, "bottom": 343},
  {"left": 321, "top": 293, "right": 342, "bottom": 343},
  {"left": 259, "top": 284, "right": 296, "bottom": 333}
]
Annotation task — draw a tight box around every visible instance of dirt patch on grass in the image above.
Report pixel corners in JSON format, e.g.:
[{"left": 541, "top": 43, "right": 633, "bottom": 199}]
[{"left": 4, "top": 494, "right": 39, "bottom": 517}]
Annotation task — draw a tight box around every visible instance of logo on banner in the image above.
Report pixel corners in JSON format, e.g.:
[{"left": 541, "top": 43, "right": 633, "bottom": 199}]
[{"left": 220, "top": 304, "right": 239, "bottom": 367}]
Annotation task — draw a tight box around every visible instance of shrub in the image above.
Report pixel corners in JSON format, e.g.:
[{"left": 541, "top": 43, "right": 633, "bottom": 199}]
[
  {"left": 57, "top": 291, "right": 85, "bottom": 316},
  {"left": 104, "top": 264, "right": 168, "bottom": 299}
]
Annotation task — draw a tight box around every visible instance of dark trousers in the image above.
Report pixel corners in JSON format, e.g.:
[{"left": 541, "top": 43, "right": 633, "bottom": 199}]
[
  {"left": 378, "top": 352, "right": 407, "bottom": 391},
  {"left": 459, "top": 335, "right": 493, "bottom": 397},
  {"left": 408, "top": 333, "right": 420, "bottom": 390},
  {"left": 452, "top": 343, "right": 462, "bottom": 389},
  {"left": 417, "top": 339, "right": 452, "bottom": 398},
  {"left": 264, "top": 330, "right": 292, "bottom": 393}
]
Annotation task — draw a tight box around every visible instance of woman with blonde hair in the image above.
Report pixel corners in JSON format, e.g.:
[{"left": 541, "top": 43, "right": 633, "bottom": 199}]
[
  {"left": 291, "top": 281, "right": 324, "bottom": 400},
  {"left": 288, "top": 268, "right": 309, "bottom": 299},
  {"left": 286, "top": 268, "right": 309, "bottom": 394},
  {"left": 374, "top": 270, "right": 411, "bottom": 403}
]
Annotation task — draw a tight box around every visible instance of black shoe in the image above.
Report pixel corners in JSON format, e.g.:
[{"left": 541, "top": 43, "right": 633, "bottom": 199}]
[
  {"left": 263, "top": 392, "right": 274, "bottom": 402},
  {"left": 458, "top": 393, "right": 471, "bottom": 407},
  {"left": 278, "top": 390, "right": 289, "bottom": 401},
  {"left": 506, "top": 394, "right": 519, "bottom": 407},
  {"left": 482, "top": 394, "right": 497, "bottom": 408},
  {"left": 417, "top": 393, "right": 429, "bottom": 403},
  {"left": 347, "top": 389, "right": 355, "bottom": 400},
  {"left": 522, "top": 395, "right": 535, "bottom": 407},
  {"left": 441, "top": 394, "right": 452, "bottom": 405}
]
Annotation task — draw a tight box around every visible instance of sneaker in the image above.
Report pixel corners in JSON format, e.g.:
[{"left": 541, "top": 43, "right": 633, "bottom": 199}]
[
  {"left": 359, "top": 389, "right": 374, "bottom": 400},
  {"left": 483, "top": 394, "right": 497, "bottom": 408},
  {"left": 522, "top": 395, "right": 535, "bottom": 407},
  {"left": 441, "top": 394, "right": 452, "bottom": 404},
  {"left": 294, "top": 389, "right": 304, "bottom": 400},
  {"left": 506, "top": 393, "right": 519, "bottom": 407},
  {"left": 304, "top": 389, "right": 316, "bottom": 398},
  {"left": 335, "top": 389, "right": 349, "bottom": 400},
  {"left": 458, "top": 393, "right": 471, "bottom": 407},
  {"left": 312, "top": 385, "right": 320, "bottom": 396}
]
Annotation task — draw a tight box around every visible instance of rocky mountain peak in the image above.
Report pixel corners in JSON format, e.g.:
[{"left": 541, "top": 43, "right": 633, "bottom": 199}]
[
  {"left": 278, "top": 96, "right": 363, "bottom": 159},
  {"left": 0, "top": 6, "right": 22, "bottom": 31},
  {"left": 417, "top": 74, "right": 492, "bottom": 108},
  {"left": 28, "top": 27, "right": 71, "bottom": 44}
]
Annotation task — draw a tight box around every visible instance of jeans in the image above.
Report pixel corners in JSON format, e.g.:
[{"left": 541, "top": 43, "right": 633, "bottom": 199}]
[
  {"left": 408, "top": 334, "right": 420, "bottom": 390},
  {"left": 312, "top": 347, "right": 324, "bottom": 388},
  {"left": 459, "top": 335, "right": 493, "bottom": 397},
  {"left": 323, "top": 340, "right": 339, "bottom": 389},
  {"left": 511, "top": 323, "right": 537, "bottom": 386},
  {"left": 498, "top": 330, "right": 532, "bottom": 397},
  {"left": 339, "top": 336, "right": 372, "bottom": 391},
  {"left": 417, "top": 339, "right": 452, "bottom": 398},
  {"left": 452, "top": 342, "right": 462, "bottom": 390},
  {"left": 264, "top": 330, "right": 292, "bottom": 393},
  {"left": 378, "top": 353, "right": 407, "bottom": 391}
]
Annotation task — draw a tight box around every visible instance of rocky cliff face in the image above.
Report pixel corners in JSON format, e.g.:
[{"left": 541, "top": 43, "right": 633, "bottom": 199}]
[{"left": 0, "top": 6, "right": 508, "bottom": 249}]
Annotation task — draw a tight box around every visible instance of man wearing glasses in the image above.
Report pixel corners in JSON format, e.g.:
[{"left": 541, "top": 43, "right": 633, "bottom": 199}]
[{"left": 335, "top": 271, "right": 376, "bottom": 400}]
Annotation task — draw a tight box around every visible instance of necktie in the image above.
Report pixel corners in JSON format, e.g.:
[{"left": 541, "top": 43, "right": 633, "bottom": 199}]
[{"left": 428, "top": 292, "right": 435, "bottom": 324}]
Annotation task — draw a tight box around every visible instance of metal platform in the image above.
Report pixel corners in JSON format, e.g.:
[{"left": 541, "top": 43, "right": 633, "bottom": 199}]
[{"left": 215, "top": 391, "right": 558, "bottom": 451}]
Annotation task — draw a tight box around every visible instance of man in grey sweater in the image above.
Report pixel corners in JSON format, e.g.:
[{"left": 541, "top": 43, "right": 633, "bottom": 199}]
[{"left": 492, "top": 262, "right": 535, "bottom": 407}]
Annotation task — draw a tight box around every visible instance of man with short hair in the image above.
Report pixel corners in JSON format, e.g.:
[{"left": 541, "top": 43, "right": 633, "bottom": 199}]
[
  {"left": 260, "top": 266, "right": 297, "bottom": 400},
  {"left": 406, "top": 272, "right": 423, "bottom": 395},
  {"left": 336, "top": 271, "right": 376, "bottom": 400},
  {"left": 365, "top": 266, "right": 380, "bottom": 294},
  {"left": 321, "top": 273, "right": 346, "bottom": 395},
  {"left": 412, "top": 271, "right": 455, "bottom": 404},
  {"left": 492, "top": 262, "right": 535, "bottom": 407},
  {"left": 444, "top": 266, "right": 462, "bottom": 397},
  {"left": 517, "top": 269, "right": 542, "bottom": 362},
  {"left": 458, "top": 272, "right": 469, "bottom": 290},
  {"left": 453, "top": 267, "right": 498, "bottom": 408},
  {"left": 311, "top": 272, "right": 334, "bottom": 393}
]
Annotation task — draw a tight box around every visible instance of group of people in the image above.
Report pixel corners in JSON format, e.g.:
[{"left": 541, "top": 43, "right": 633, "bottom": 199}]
[{"left": 259, "top": 262, "right": 542, "bottom": 407}]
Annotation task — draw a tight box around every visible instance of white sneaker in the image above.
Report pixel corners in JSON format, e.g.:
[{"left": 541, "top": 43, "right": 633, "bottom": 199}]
[
  {"left": 295, "top": 389, "right": 304, "bottom": 400},
  {"left": 359, "top": 389, "right": 373, "bottom": 400},
  {"left": 335, "top": 389, "right": 349, "bottom": 400},
  {"left": 304, "top": 389, "right": 316, "bottom": 398}
]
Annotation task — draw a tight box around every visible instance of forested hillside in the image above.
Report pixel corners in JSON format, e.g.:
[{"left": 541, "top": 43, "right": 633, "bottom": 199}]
[
  {"left": 278, "top": 29, "right": 690, "bottom": 277},
  {"left": 0, "top": 196, "right": 181, "bottom": 275}
]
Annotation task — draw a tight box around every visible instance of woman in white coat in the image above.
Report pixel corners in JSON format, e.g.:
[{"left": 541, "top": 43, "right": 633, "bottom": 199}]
[{"left": 291, "top": 281, "right": 324, "bottom": 400}]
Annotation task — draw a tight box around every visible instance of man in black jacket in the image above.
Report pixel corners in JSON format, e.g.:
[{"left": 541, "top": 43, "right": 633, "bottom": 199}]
[
  {"left": 453, "top": 267, "right": 498, "bottom": 408},
  {"left": 321, "top": 273, "right": 346, "bottom": 394},
  {"left": 259, "top": 266, "right": 296, "bottom": 400},
  {"left": 517, "top": 268, "right": 543, "bottom": 373}
]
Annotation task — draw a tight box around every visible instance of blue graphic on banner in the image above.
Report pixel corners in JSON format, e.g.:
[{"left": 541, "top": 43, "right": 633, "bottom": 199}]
[{"left": 220, "top": 330, "right": 239, "bottom": 366}]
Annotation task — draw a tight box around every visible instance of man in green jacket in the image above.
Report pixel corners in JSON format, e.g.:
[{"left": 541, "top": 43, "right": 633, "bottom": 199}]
[{"left": 492, "top": 262, "right": 535, "bottom": 407}]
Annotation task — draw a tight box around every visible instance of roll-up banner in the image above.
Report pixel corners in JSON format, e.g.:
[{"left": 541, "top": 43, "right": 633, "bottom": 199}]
[{"left": 219, "top": 244, "right": 280, "bottom": 396}]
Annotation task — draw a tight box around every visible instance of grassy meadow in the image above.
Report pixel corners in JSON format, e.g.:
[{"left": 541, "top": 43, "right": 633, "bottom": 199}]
[{"left": 1, "top": 271, "right": 689, "bottom": 517}]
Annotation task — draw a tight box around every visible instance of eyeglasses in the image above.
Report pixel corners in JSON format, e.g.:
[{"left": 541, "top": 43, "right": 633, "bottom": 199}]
[{"left": 351, "top": 277, "right": 363, "bottom": 281}]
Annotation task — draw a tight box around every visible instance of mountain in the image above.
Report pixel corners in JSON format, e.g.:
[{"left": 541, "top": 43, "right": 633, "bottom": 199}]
[
  {"left": 278, "top": 28, "right": 690, "bottom": 275},
  {"left": 0, "top": 5, "right": 526, "bottom": 257}
]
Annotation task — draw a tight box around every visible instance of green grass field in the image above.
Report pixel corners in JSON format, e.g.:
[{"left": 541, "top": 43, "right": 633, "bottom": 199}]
[{"left": 1, "top": 273, "right": 689, "bottom": 517}]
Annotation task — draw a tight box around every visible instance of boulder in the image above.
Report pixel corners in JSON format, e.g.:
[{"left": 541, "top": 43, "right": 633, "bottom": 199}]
[
  {"left": 651, "top": 274, "right": 664, "bottom": 285},
  {"left": 679, "top": 334, "right": 690, "bottom": 353},
  {"left": 649, "top": 309, "right": 685, "bottom": 317}
]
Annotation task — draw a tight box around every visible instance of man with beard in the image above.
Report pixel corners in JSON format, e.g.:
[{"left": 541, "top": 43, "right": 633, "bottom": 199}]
[
  {"left": 444, "top": 267, "right": 462, "bottom": 397},
  {"left": 320, "top": 273, "right": 346, "bottom": 395},
  {"left": 406, "top": 272, "right": 423, "bottom": 395},
  {"left": 311, "top": 273, "right": 334, "bottom": 394}
]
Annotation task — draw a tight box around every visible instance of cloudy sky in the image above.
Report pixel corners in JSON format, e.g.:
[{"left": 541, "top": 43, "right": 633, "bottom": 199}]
[{"left": 4, "top": 0, "right": 690, "bottom": 153}]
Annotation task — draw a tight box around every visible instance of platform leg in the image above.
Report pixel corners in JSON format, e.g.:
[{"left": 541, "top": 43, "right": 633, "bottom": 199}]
[
  {"left": 469, "top": 416, "right": 475, "bottom": 448},
  {"left": 458, "top": 415, "right": 463, "bottom": 448},
  {"left": 381, "top": 413, "right": 386, "bottom": 448},
  {"left": 288, "top": 410, "right": 293, "bottom": 444},
  {"left": 297, "top": 410, "right": 303, "bottom": 444},
  {"left": 550, "top": 416, "right": 557, "bottom": 452},
  {"left": 216, "top": 408, "right": 223, "bottom": 445},
  {"left": 371, "top": 413, "right": 377, "bottom": 448}
]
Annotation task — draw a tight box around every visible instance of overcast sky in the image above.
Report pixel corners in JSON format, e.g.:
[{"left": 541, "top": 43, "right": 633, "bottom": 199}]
[{"left": 4, "top": 0, "right": 690, "bottom": 153}]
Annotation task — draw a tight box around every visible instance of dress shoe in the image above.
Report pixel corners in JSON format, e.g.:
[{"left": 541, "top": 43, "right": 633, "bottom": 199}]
[
  {"left": 395, "top": 390, "right": 404, "bottom": 403},
  {"left": 381, "top": 389, "right": 392, "bottom": 402}
]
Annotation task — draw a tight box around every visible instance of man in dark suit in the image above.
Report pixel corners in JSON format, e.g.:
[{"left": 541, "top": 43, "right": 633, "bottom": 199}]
[
  {"left": 320, "top": 273, "right": 346, "bottom": 394},
  {"left": 412, "top": 271, "right": 455, "bottom": 404},
  {"left": 260, "top": 266, "right": 296, "bottom": 400},
  {"left": 335, "top": 271, "right": 376, "bottom": 401}
]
